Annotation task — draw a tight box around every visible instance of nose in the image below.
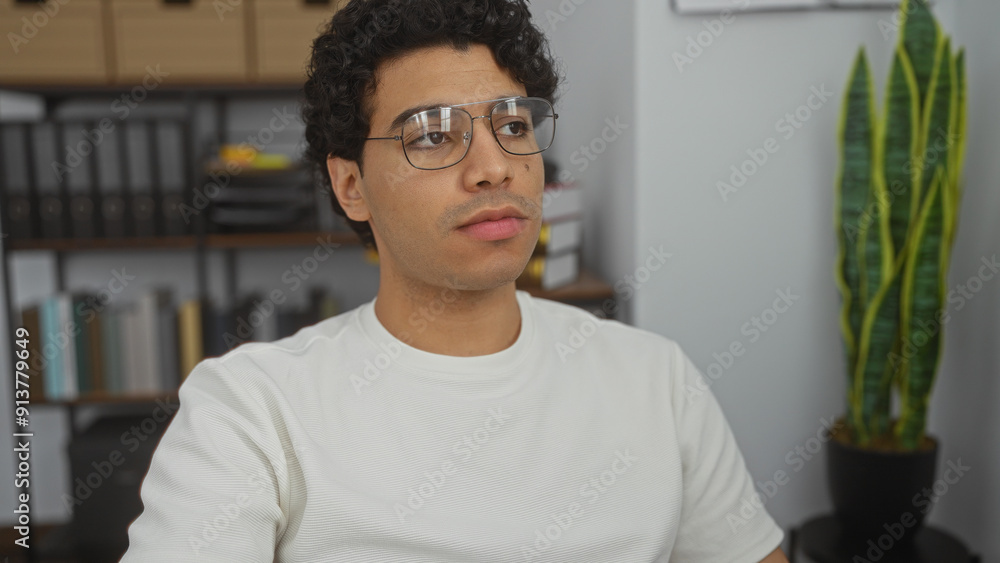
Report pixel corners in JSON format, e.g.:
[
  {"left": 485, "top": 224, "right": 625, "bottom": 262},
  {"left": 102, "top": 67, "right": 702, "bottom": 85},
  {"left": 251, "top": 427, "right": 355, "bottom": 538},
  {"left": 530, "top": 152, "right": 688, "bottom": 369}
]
[{"left": 460, "top": 116, "right": 513, "bottom": 190}]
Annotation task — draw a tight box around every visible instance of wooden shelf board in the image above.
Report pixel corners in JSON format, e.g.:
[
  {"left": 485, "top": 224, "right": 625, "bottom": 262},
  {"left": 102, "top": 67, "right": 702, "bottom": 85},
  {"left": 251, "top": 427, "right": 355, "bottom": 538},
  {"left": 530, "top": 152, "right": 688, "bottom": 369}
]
[
  {"left": 7, "top": 236, "right": 198, "bottom": 251},
  {"left": 5, "top": 232, "right": 362, "bottom": 251},
  {"left": 35, "top": 391, "right": 178, "bottom": 406},
  {"left": 0, "top": 81, "right": 305, "bottom": 95},
  {"left": 203, "top": 161, "right": 309, "bottom": 175},
  {"left": 205, "top": 231, "right": 361, "bottom": 249}
]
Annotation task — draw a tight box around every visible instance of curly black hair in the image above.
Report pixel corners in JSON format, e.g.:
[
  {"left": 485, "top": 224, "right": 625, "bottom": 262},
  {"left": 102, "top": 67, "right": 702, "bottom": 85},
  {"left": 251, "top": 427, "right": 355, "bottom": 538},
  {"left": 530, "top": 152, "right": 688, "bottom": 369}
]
[{"left": 301, "top": 0, "right": 561, "bottom": 250}]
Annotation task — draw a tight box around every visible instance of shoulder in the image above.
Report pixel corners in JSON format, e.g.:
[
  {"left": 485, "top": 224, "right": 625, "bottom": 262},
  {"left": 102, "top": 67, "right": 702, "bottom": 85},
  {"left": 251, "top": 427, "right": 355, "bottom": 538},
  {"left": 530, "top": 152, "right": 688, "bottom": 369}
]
[
  {"left": 522, "top": 291, "right": 694, "bottom": 377},
  {"left": 181, "top": 306, "right": 363, "bottom": 399},
  {"left": 523, "top": 290, "right": 684, "bottom": 350}
]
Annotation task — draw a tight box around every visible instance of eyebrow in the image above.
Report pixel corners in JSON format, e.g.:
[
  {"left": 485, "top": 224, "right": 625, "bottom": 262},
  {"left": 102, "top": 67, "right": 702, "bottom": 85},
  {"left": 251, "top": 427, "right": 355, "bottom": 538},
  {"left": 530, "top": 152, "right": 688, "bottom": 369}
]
[{"left": 385, "top": 93, "right": 524, "bottom": 134}]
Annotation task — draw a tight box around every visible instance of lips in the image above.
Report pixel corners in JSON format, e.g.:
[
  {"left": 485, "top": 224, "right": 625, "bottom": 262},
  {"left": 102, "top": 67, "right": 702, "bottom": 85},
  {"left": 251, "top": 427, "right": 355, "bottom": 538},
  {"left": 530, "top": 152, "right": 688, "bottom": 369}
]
[
  {"left": 459, "top": 217, "right": 526, "bottom": 241},
  {"left": 458, "top": 206, "right": 527, "bottom": 228}
]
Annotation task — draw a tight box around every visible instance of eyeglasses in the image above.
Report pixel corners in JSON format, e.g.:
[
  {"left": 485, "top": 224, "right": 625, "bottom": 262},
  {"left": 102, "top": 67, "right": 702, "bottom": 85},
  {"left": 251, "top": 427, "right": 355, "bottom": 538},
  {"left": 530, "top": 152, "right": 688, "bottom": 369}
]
[{"left": 365, "top": 96, "right": 558, "bottom": 170}]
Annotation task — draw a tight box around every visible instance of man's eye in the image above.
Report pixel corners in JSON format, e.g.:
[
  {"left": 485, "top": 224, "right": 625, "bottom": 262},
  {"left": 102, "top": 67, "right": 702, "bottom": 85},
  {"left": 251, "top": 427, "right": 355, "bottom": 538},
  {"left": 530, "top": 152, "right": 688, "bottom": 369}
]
[
  {"left": 425, "top": 132, "right": 447, "bottom": 144},
  {"left": 407, "top": 131, "right": 449, "bottom": 148},
  {"left": 497, "top": 121, "right": 529, "bottom": 136}
]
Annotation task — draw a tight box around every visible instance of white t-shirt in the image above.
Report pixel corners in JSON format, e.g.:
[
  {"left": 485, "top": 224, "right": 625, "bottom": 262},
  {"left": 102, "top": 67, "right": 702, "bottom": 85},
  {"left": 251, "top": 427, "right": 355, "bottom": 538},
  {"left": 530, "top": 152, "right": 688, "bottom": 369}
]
[{"left": 122, "top": 290, "right": 783, "bottom": 562}]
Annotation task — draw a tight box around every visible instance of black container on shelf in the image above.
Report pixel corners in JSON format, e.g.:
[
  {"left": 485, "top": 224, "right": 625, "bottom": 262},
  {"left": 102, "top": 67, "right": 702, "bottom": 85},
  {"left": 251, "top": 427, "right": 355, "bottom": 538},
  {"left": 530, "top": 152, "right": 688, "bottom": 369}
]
[{"left": 205, "top": 164, "right": 317, "bottom": 234}]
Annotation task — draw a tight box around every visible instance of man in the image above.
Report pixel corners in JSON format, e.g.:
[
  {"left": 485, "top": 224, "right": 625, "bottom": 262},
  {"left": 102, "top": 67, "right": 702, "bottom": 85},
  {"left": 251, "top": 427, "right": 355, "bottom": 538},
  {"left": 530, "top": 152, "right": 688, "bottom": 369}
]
[{"left": 122, "top": 1, "right": 788, "bottom": 561}]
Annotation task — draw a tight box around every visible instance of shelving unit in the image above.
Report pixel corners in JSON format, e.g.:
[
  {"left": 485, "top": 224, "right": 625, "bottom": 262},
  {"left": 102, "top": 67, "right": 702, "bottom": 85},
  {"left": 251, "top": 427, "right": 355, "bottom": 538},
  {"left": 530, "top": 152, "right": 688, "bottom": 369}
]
[{"left": 0, "top": 82, "right": 319, "bottom": 563}]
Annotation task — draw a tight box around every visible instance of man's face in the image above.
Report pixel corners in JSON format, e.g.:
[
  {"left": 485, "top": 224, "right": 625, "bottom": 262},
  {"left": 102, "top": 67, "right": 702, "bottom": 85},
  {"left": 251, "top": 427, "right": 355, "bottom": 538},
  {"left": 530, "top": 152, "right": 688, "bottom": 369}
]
[{"left": 334, "top": 43, "right": 545, "bottom": 293}]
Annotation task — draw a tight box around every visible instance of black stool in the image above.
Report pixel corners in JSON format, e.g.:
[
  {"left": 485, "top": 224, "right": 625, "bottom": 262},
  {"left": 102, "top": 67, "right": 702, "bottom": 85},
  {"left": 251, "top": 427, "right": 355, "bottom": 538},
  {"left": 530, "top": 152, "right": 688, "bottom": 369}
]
[{"left": 789, "top": 515, "right": 979, "bottom": 563}]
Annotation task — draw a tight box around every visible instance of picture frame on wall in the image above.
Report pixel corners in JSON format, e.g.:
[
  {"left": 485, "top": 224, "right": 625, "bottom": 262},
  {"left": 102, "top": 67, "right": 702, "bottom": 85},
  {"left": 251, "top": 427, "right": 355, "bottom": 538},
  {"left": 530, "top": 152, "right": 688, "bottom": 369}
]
[{"left": 670, "top": 0, "right": 905, "bottom": 14}]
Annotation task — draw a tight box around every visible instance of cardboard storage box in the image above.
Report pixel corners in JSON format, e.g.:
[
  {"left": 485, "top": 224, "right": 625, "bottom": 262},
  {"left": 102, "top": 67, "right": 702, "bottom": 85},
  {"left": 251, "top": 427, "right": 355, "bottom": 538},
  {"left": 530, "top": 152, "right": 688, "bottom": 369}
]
[
  {"left": 111, "top": 0, "right": 248, "bottom": 82},
  {"left": 252, "top": 0, "right": 344, "bottom": 82},
  {"left": 0, "top": 0, "right": 110, "bottom": 83}
]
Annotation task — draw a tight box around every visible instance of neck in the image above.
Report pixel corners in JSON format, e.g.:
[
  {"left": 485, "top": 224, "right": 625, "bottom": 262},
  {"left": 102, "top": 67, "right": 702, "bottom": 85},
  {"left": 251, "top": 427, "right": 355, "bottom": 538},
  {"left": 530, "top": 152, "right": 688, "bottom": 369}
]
[{"left": 373, "top": 273, "right": 522, "bottom": 357}]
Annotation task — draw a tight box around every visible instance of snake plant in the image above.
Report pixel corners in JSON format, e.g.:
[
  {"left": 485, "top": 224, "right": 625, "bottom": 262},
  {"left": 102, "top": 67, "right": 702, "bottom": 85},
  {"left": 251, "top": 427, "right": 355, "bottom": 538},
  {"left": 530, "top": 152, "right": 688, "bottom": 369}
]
[{"left": 834, "top": 0, "right": 967, "bottom": 451}]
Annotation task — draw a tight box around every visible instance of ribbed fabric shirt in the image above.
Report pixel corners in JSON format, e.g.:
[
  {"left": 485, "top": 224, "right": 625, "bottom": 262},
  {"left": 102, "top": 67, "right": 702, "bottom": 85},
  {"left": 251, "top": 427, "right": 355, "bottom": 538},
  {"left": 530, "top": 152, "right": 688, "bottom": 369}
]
[{"left": 121, "top": 290, "right": 783, "bottom": 562}]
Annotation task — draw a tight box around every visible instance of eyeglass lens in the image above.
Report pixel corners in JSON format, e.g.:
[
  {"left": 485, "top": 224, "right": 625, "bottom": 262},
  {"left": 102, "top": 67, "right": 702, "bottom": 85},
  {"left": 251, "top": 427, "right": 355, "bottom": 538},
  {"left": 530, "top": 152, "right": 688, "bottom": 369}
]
[{"left": 400, "top": 98, "right": 555, "bottom": 170}]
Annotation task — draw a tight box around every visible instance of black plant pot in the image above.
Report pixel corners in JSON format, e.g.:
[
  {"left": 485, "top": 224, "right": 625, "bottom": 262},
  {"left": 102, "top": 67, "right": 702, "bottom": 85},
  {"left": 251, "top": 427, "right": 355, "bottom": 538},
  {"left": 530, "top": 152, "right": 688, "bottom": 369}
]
[{"left": 826, "top": 432, "right": 939, "bottom": 549}]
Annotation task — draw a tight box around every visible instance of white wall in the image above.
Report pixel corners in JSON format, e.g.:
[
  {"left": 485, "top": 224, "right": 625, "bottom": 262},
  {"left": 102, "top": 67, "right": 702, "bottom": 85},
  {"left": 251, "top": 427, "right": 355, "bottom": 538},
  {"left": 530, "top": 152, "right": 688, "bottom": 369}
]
[
  {"left": 635, "top": 0, "right": 888, "bottom": 543},
  {"left": 928, "top": 0, "right": 1000, "bottom": 556},
  {"left": 633, "top": 0, "right": 997, "bottom": 559}
]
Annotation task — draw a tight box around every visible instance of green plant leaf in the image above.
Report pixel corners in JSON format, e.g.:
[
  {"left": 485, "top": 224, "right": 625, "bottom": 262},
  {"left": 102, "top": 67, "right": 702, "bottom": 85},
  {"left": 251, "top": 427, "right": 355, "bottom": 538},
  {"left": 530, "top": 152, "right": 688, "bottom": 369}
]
[
  {"left": 836, "top": 0, "right": 965, "bottom": 451},
  {"left": 883, "top": 46, "right": 921, "bottom": 263},
  {"left": 835, "top": 48, "right": 876, "bottom": 403},
  {"left": 900, "top": 0, "right": 940, "bottom": 112},
  {"left": 947, "top": 48, "right": 967, "bottom": 249},
  {"left": 851, "top": 251, "right": 904, "bottom": 445},
  {"left": 858, "top": 48, "right": 923, "bottom": 437},
  {"left": 896, "top": 167, "right": 948, "bottom": 450},
  {"left": 916, "top": 36, "right": 953, "bottom": 213}
]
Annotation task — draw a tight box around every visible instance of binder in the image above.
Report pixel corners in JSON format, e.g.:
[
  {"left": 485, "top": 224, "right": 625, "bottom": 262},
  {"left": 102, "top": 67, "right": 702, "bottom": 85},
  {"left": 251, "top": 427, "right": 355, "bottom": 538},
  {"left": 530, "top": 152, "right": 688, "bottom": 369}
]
[
  {"left": 3, "top": 194, "right": 35, "bottom": 240},
  {"left": 162, "top": 191, "right": 187, "bottom": 236},
  {"left": 69, "top": 194, "right": 98, "bottom": 239},
  {"left": 129, "top": 194, "right": 157, "bottom": 238},
  {"left": 100, "top": 194, "right": 127, "bottom": 238},
  {"left": 39, "top": 194, "right": 67, "bottom": 239}
]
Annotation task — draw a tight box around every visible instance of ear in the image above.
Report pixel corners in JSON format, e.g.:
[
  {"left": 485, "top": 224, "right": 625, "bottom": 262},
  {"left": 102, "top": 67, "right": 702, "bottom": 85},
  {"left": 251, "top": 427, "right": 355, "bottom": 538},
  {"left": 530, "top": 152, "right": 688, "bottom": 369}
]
[{"left": 326, "top": 155, "right": 371, "bottom": 223}]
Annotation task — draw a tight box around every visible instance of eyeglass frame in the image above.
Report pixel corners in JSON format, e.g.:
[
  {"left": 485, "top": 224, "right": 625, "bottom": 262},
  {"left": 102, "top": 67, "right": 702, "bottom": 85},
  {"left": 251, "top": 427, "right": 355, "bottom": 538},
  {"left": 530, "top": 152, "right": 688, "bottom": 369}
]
[{"left": 364, "top": 95, "right": 559, "bottom": 171}]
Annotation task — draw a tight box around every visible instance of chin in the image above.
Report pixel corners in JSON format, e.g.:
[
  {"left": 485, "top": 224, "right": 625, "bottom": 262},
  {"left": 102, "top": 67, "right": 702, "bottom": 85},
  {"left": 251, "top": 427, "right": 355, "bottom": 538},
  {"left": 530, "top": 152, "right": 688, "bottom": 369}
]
[{"left": 446, "top": 253, "right": 531, "bottom": 291}]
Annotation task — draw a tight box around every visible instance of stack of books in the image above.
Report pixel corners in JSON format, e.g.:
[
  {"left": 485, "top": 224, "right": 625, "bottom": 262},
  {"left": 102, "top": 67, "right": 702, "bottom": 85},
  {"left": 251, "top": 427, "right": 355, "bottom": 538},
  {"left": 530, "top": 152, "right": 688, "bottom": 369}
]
[
  {"left": 517, "top": 182, "right": 582, "bottom": 290},
  {"left": 205, "top": 148, "right": 317, "bottom": 235},
  {"left": 18, "top": 287, "right": 341, "bottom": 401}
]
